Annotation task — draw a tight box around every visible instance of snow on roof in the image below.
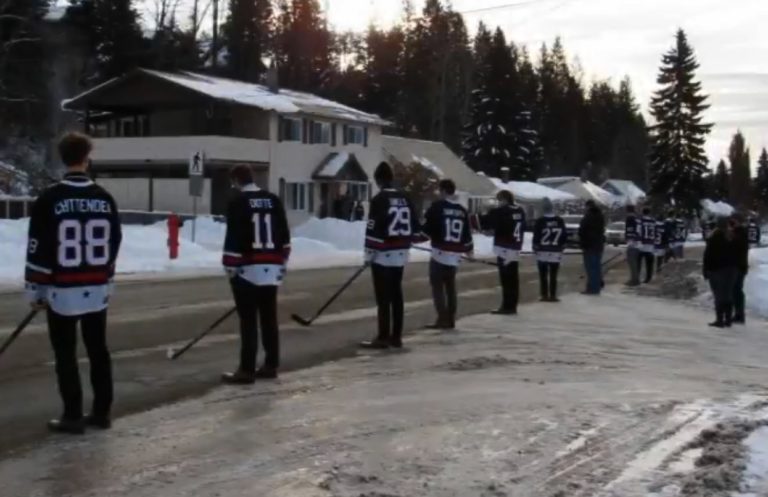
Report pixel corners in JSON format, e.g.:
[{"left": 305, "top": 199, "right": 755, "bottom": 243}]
[
  {"left": 488, "top": 177, "right": 576, "bottom": 202},
  {"left": 63, "top": 69, "right": 389, "bottom": 126},
  {"left": 602, "top": 179, "right": 646, "bottom": 204},
  {"left": 537, "top": 176, "right": 579, "bottom": 189},
  {"left": 412, "top": 154, "right": 444, "bottom": 178},
  {"left": 538, "top": 177, "right": 619, "bottom": 206},
  {"left": 315, "top": 152, "right": 350, "bottom": 178},
  {"left": 581, "top": 181, "right": 620, "bottom": 206},
  {"left": 701, "top": 199, "right": 735, "bottom": 217},
  {"left": 0, "top": 161, "right": 28, "bottom": 179}
]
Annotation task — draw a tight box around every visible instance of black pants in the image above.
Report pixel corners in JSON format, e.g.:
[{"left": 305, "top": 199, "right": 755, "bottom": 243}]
[
  {"left": 372, "top": 264, "right": 405, "bottom": 341},
  {"left": 709, "top": 268, "right": 738, "bottom": 324},
  {"left": 230, "top": 278, "right": 280, "bottom": 372},
  {"left": 497, "top": 259, "right": 519, "bottom": 312},
  {"left": 733, "top": 270, "right": 747, "bottom": 320},
  {"left": 46, "top": 309, "right": 112, "bottom": 420},
  {"left": 641, "top": 252, "right": 655, "bottom": 283},
  {"left": 538, "top": 262, "right": 560, "bottom": 299},
  {"left": 429, "top": 259, "right": 457, "bottom": 325}
]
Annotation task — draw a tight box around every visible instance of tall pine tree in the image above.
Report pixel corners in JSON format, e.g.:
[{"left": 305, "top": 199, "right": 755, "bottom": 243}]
[
  {"left": 461, "top": 28, "right": 515, "bottom": 178},
  {"left": 755, "top": 148, "right": 768, "bottom": 211},
  {"left": 712, "top": 159, "right": 730, "bottom": 201},
  {"left": 648, "top": 29, "right": 713, "bottom": 211},
  {"left": 728, "top": 130, "right": 751, "bottom": 208},
  {"left": 224, "top": 0, "right": 272, "bottom": 82}
]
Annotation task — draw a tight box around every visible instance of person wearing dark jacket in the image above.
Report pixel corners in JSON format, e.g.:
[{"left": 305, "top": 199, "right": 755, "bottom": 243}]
[
  {"left": 730, "top": 214, "right": 750, "bottom": 324},
  {"left": 624, "top": 205, "right": 641, "bottom": 286},
  {"left": 703, "top": 217, "right": 738, "bottom": 328},
  {"left": 578, "top": 200, "right": 606, "bottom": 295}
]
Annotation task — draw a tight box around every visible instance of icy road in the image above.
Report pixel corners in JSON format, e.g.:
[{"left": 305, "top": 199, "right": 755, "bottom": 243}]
[{"left": 3, "top": 289, "right": 768, "bottom": 497}]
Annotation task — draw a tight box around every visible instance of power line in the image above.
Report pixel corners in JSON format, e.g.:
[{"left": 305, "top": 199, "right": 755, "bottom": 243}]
[{"left": 458, "top": 0, "right": 550, "bottom": 15}]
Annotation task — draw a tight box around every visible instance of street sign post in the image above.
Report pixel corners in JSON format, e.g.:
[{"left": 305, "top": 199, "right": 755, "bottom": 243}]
[{"left": 189, "top": 152, "right": 205, "bottom": 243}]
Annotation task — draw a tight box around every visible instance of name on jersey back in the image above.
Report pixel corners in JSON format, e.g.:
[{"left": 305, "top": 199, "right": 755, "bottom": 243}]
[
  {"left": 249, "top": 198, "right": 274, "bottom": 209},
  {"left": 54, "top": 198, "right": 112, "bottom": 216}
]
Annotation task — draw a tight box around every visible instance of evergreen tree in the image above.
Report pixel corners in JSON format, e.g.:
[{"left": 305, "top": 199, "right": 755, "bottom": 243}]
[
  {"left": 728, "top": 130, "right": 751, "bottom": 207},
  {"left": 755, "top": 148, "right": 768, "bottom": 210},
  {"left": 67, "top": 0, "right": 146, "bottom": 83},
  {"left": 510, "top": 109, "right": 543, "bottom": 180},
  {"left": 359, "top": 26, "right": 405, "bottom": 121},
  {"left": 224, "top": 0, "right": 272, "bottom": 82},
  {"left": 274, "top": 0, "right": 333, "bottom": 92},
  {"left": 0, "top": 0, "right": 49, "bottom": 134},
  {"left": 712, "top": 159, "right": 730, "bottom": 201},
  {"left": 648, "top": 29, "right": 713, "bottom": 211},
  {"left": 461, "top": 28, "right": 515, "bottom": 177}
]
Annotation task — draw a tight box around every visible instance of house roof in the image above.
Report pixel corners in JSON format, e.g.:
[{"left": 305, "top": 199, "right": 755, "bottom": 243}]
[
  {"left": 538, "top": 177, "right": 619, "bottom": 207},
  {"left": 313, "top": 152, "right": 368, "bottom": 181},
  {"left": 487, "top": 177, "right": 576, "bottom": 202},
  {"left": 381, "top": 136, "right": 496, "bottom": 197},
  {"left": 63, "top": 69, "right": 389, "bottom": 125},
  {"left": 602, "top": 179, "right": 646, "bottom": 204}
]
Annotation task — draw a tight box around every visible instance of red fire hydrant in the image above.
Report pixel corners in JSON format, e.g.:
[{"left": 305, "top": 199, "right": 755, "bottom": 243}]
[{"left": 168, "top": 213, "right": 180, "bottom": 260}]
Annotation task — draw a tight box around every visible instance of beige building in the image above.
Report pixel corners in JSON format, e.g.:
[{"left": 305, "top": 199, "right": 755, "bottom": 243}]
[
  {"left": 63, "top": 69, "right": 387, "bottom": 224},
  {"left": 63, "top": 69, "right": 493, "bottom": 224}
]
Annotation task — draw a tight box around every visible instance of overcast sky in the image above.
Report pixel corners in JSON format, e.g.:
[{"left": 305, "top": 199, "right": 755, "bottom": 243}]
[{"left": 122, "top": 0, "right": 768, "bottom": 168}]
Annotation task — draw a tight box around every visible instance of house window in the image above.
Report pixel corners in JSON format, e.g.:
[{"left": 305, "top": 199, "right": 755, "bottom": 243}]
[
  {"left": 348, "top": 183, "right": 369, "bottom": 202},
  {"left": 280, "top": 117, "right": 302, "bottom": 142},
  {"left": 346, "top": 125, "right": 365, "bottom": 145},
  {"left": 286, "top": 182, "right": 309, "bottom": 211},
  {"left": 311, "top": 121, "right": 331, "bottom": 144}
]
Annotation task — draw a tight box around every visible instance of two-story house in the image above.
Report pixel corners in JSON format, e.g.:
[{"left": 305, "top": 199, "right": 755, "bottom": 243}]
[{"left": 62, "top": 68, "right": 387, "bottom": 224}]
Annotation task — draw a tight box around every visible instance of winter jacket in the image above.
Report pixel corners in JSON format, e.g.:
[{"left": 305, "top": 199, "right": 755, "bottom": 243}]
[
  {"left": 731, "top": 225, "right": 750, "bottom": 274},
  {"left": 703, "top": 230, "right": 738, "bottom": 276},
  {"left": 578, "top": 207, "right": 606, "bottom": 251}
]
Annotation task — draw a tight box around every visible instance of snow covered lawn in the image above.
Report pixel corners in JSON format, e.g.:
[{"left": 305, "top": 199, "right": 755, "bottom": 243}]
[{"left": 0, "top": 217, "right": 523, "bottom": 286}]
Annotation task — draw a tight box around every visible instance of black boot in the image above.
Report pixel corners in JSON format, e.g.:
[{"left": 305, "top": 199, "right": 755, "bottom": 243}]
[
  {"left": 48, "top": 418, "right": 86, "bottom": 435},
  {"left": 85, "top": 414, "right": 112, "bottom": 430},
  {"left": 221, "top": 370, "right": 257, "bottom": 385},
  {"left": 724, "top": 304, "right": 734, "bottom": 328},
  {"left": 360, "top": 337, "right": 390, "bottom": 349},
  {"left": 709, "top": 305, "right": 724, "bottom": 328}
]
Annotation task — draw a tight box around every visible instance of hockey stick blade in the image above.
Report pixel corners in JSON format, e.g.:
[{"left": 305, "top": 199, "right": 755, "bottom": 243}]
[{"left": 291, "top": 314, "right": 313, "bottom": 327}]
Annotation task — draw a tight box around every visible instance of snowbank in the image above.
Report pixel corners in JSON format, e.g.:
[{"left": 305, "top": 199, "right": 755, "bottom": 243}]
[
  {"left": 701, "top": 198, "right": 735, "bottom": 217},
  {"left": 745, "top": 247, "right": 768, "bottom": 318}
]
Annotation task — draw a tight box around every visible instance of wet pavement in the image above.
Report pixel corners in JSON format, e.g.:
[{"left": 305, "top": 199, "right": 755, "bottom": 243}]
[{"left": 3, "top": 280, "right": 768, "bottom": 497}]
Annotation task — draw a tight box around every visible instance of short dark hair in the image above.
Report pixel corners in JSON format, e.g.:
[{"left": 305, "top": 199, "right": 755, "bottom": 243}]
[
  {"left": 230, "top": 164, "right": 254, "bottom": 186},
  {"left": 374, "top": 162, "right": 394, "bottom": 185},
  {"left": 642, "top": 207, "right": 651, "bottom": 215},
  {"left": 496, "top": 190, "right": 514, "bottom": 204},
  {"left": 626, "top": 205, "right": 636, "bottom": 213},
  {"left": 668, "top": 209, "right": 677, "bottom": 217},
  {"left": 439, "top": 179, "right": 456, "bottom": 195},
  {"left": 58, "top": 132, "right": 92, "bottom": 167}
]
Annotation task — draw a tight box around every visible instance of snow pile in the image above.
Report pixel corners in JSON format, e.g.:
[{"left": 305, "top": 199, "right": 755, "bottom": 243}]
[
  {"left": 701, "top": 198, "right": 735, "bottom": 217},
  {"left": 745, "top": 247, "right": 768, "bottom": 318},
  {"left": 488, "top": 177, "right": 576, "bottom": 202}
]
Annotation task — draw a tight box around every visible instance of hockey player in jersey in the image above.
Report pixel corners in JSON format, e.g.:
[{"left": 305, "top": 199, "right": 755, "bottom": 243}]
[
  {"left": 672, "top": 213, "right": 688, "bottom": 259},
  {"left": 639, "top": 207, "right": 656, "bottom": 283},
  {"left": 624, "top": 205, "right": 641, "bottom": 286},
  {"left": 747, "top": 216, "right": 761, "bottom": 248},
  {"left": 422, "top": 179, "right": 474, "bottom": 329},
  {"left": 221, "top": 165, "right": 290, "bottom": 383},
  {"left": 481, "top": 190, "right": 526, "bottom": 315},
  {"left": 25, "top": 132, "right": 122, "bottom": 434},
  {"left": 654, "top": 214, "right": 669, "bottom": 272},
  {"left": 532, "top": 198, "right": 567, "bottom": 302},
  {"left": 362, "top": 162, "right": 420, "bottom": 349}
]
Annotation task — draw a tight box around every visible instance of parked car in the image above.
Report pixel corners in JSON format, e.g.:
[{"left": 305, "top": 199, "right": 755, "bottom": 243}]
[{"left": 606, "top": 221, "right": 626, "bottom": 246}]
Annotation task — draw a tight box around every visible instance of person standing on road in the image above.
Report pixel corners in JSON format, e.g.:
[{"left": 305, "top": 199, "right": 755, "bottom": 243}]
[
  {"left": 673, "top": 212, "right": 688, "bottom": 259},
  {"left": 730, "top": 213, "right": 750, "bottom": 325},
  {"left": 747, "top": 216, "right": 761, "bottom": 248},
  {"left": 533, "top": 198, "right": 567, "bottom": 302},
  {"left": 639, "top": 207, "right": 657, "bottom": 283},
  {"left": 422, "top": 179, "right": 474, "bottom": 329},
  {"left": 362, "top": 162, "right": 420, "bottom": 349},
  {"left": 624, "top": 205, "right": 641, "bottom": 286},
  {"left": 578, "top": 200, "right": 606, "bottom": 295},
  {"left": 703, "top": 217, "right": 738, "bottom": 328},
  {"left": 25, "top": 132, "right": 123, "bottom": 434},
  {"left": 481, "top": 190, "right": 526, "bottom": 315},
  {"left": 222, "top": 165, "right": 291, "bottom": 383},
  {"left": 654, "top": 212, "right": 669, "bottom": 273}
]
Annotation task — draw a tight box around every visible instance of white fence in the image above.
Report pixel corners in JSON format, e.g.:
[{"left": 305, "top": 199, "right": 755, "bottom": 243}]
[{"left": 0, "top": 195, "right": 35, "bottom": 219}]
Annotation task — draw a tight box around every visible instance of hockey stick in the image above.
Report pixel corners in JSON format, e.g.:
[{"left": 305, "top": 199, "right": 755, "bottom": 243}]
[
  {"left": 291, "top": 263, "right": 370, "bottom": 327},
  {"left": 410, "top": 245, "right": 500, "bottom": 267},
  {"left": 167, "top": 306, "right": 238, "bottom": 361},
  {"left": 0, "top": 310, "right": 39, "bottom": 359}
]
